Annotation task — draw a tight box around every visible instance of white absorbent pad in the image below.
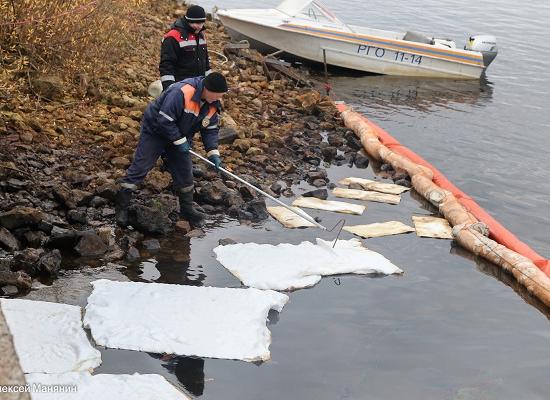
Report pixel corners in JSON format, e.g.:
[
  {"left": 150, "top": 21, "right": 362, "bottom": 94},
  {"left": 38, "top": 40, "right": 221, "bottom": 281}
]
[
  {"left": 83, "top": 279, "right": 289, "bottom": 362},
  {"left": 332, "top": 187, "right": 401, "bottom": 205},
  {"left": 0, "top": 299, "right": 101, "bottom": 374},
  {"left": 412, "top": 216, "right": 453, "bottom": 239},
  {"left": 267, "top": 206, "right": 316, "bottom": 228},
  {"left": 343, "top": 221, "right": 415, "bottom": 239},
  {"left": 214, "top": 238, "right": 402, "bottom": 291},
  {"left": 292, "top": 197, "right": 365, "bottom": 215},
  {"left": 25, "top": 372, "right": 189, "bottom": 400},
  {"left": 339, "top": 177, "right": 411, "bottom": 195}
]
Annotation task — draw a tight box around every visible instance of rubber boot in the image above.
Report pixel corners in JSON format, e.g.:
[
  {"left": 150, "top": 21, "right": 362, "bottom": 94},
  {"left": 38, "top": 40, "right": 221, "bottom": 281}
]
[
  {"left": 115, "top": 187, "right": 133, "bottom": 227},
  {"left": 178, "top": 188, "right": 206, "bottom": 227}
]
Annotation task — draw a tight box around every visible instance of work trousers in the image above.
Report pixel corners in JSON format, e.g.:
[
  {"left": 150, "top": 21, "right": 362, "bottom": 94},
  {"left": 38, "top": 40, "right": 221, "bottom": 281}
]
[{"left": 122, "top": 126, "right": 193, "bottom": 191}]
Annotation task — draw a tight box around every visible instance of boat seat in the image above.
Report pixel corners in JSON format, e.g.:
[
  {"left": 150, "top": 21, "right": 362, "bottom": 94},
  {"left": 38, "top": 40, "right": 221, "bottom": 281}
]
[{"left": 403, "top": 31, "right": 434, "bottom": 45}]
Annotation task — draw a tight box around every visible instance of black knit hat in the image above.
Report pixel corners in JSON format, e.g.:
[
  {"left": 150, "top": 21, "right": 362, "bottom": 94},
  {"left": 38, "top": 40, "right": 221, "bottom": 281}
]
[
  {"left": 185, "top": 5, "right": 206, "bottom": 22},
  {"left": 203, "top": 72, "right": 228, "bottom": 93}
]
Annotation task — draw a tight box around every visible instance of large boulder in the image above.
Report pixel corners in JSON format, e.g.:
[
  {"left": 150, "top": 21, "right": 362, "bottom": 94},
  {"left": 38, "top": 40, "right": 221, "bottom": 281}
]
[
  {"left": 74, "top": 232, "right": 108, "bottom": 257},
  {"left": 128, "top": 204, "right": 173, "bottom": 235}
]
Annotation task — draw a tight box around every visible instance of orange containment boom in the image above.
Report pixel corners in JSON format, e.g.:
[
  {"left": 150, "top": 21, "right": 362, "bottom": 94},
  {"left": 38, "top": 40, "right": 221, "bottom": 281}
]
[{"left": 336, "top": 103, "right": 550, "bottom": 280}]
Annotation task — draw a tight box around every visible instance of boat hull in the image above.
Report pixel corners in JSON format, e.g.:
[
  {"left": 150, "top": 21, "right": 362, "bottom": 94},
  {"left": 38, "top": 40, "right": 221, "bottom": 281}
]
[{"left": 218, "top": 15, "right": 484, "bottom": 79}]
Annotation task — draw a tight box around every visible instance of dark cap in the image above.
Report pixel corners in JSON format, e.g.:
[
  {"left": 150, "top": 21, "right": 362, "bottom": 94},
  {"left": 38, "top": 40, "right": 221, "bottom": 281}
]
[
  {"left": 185, "top": 5, "right": 206, "bottom": 22},
  {"left": 203, "top": 72, "right": 228, "bottom": 93}
]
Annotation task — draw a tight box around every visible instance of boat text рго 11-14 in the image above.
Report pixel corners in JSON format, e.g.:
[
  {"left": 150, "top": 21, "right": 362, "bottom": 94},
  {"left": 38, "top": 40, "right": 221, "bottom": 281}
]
[{"left": 357, "top": 44, "right": 423, "bottom": 65}]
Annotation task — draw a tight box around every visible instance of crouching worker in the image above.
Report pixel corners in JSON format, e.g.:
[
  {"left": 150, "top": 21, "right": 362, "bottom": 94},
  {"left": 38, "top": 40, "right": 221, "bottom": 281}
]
[{"left": 115, "top": 72, "right": 228, "bottom": 228}]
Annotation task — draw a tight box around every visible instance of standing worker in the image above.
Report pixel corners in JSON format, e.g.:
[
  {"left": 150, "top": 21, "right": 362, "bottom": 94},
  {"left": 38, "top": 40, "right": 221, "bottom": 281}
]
[
  {"left": 115, "top": 73, "right": 229, "bottom": 227},
  {"left": 160, "top": 5, "right": 211, "bottom": 91}
]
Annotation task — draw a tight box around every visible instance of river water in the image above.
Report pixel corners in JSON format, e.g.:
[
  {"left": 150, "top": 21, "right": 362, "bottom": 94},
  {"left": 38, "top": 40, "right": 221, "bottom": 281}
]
[{"left": 28, "top": 1, "right": 550, "bottom": 399}]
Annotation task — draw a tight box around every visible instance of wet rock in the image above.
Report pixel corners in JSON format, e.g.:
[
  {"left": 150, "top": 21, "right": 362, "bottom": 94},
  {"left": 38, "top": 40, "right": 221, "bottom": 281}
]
[
  {"left": 218, "top": 127, "right": 239, "bottom": 145},
  {"left": 142, "top": 239, "right": 161, "bottom": 251},
  {"left": 0, "top": 268, "right": 32, "bottom": 290},
  {"left": 354, "top": 152, "right": 370, "bottom": 169},
  {"left": 1, "top": 285, "right": 19, "bottom": 296},
  {"left": 270, "top": 182, "right": 283, "bottom": 195},
  {"left": 38, "top": 249, "right": 61, "bottom": 275},
  {"left": 74, "top": 232, "right": 108, "bottom": 257},
  {"left": 103, "top": 246, "right": 125, "bottom": 262},
  {"left": 303, "top": 189, "right": 328, "bottom": 200},
  {"left": 345, "top": 131, "right": 362, "bottom": 150},
  {"left": 175, "top": 220, "right": 191, "bottom": 234},
  {"left": 282, "top": 188, "right": 294, "bottom": 197},
  {"left": 13, "top": 248, "right": 44, "bottom": 276},
  {"left": 321, "top": 146, "right": 337, "bottom": 161},
  {"left": 200, "top": 204, "right": 216, "bottom": 214},
  {"left": 219, "top": 238, "right": 237, "bottom": 246},
  {"left": 67, "top": 209, "right": 88, "bottom": 224},
  {"left": 23, "top": 231, "right": 48, "bottom": 248},
  {"left": 97, "top": 227, "right": 115, "bottom": 247},
  {"left": 304, "top": 155, "right": 321, "bottom": 166},
  {"left": 197, "top": 180, "right": 241, "bottom": 207},
  {"left": 380, "top": 163, "right": 394, "bottom": 172},
  {"left": 312, "top": 179, "right": 326, "bottom": 188},
  {"left": 0, "top": 227, "right": 21, "bottom": 251},
  {"left": 243, "top": 199, "right": 269, "bottom": 221},
  {"left": 46, "top": 226, "right": 79, "bottom": 249},
  {"left": 126, "top": 246, "right": 140, "bottom": 262},
  {"left": 307, "top": 169, "right": 328, "bottom": 181},
  {"left": 327, "top": 134, "right": 344, "bottom": 147},
  {"left": 128, "top": 204, "right": 173, "bottom": 235},
  {"left": 0, "top": 207, "right": 44, "bottom": 230},
  {"left": 239, "top": 185, "right": 257, "bottom": 202},
  {"left": 186, "top": 229, "right": 205, "bottom": 238}
]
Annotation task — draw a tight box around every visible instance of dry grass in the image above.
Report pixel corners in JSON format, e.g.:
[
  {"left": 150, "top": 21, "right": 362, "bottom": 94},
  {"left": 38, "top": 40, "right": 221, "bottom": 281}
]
[{"left": 0, "top": 0, "right": 153, "bottom": 90}]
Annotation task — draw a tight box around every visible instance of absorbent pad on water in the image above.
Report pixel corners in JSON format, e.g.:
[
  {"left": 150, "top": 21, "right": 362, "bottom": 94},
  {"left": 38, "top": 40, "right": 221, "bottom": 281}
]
[
  {"left": 0, "top": 299, "right": 102, "bottom": 373},
  {"left": 25, "top": 372, "right": 189, "bottom": 400},
  {"left": 83, "top": 279, "right": 289, "bottom": 362},
  {"left": 214, "top": 238, "right": 403, "bottom": 291}
]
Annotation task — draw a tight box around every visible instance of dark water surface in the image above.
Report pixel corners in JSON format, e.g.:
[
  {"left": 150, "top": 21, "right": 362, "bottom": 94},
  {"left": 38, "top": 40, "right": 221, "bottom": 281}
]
[{"left": 27, "top": 1, "right": 550, "bottom": 399}]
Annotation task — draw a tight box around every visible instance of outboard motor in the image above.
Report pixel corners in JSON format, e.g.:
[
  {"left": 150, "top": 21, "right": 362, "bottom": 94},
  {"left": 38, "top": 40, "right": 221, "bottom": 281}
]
[{"left": 464, "top": 35, "right": 498, "bottom": 67}]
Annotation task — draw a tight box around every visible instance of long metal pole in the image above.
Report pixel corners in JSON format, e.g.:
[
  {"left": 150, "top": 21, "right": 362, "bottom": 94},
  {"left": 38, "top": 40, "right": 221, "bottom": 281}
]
[{"left": 189, "top": 150, "right": 327, "bottom": 230}]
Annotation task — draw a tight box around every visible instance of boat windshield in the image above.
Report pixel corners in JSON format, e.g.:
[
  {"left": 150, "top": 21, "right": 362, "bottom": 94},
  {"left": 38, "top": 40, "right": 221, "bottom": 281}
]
[{"left": 277, "top": 0, "right": 349, "bottom": 28}]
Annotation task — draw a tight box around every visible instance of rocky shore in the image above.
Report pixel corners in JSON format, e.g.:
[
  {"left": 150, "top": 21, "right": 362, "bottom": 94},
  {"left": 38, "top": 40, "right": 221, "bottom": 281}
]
[{"left": 0, "top": 1, "right": 373, "bottom": 295}]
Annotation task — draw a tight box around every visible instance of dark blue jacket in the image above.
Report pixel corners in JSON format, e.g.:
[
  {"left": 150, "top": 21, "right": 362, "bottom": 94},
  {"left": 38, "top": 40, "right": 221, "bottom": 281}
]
[{"left": 142, "top": 76, "right": 220, "bottom": 152}]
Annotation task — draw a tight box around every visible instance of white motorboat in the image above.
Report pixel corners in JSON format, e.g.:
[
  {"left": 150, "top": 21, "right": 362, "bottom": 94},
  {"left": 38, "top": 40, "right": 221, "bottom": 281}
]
[{"left": 216, "top": 0, "right": 498, "bottom": 79}]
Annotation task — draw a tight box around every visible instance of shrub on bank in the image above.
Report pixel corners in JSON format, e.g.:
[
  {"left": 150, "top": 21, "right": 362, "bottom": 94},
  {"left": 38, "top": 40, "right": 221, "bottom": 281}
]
[{"left": 0, "top": 0, "right": 152, "bottom": 95}]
